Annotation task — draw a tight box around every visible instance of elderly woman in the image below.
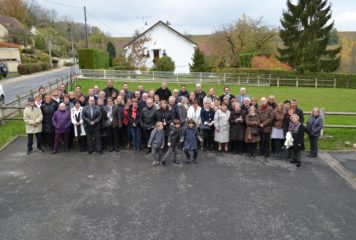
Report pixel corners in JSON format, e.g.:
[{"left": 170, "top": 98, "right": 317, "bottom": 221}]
[
  {"left": 52, "top": 103, "right": 72, "bottom": 154},
  {"left": 41, "top": 95, "right": 56, "bottom": 150},
  {"left": 306, "top": 107, "right": 324, "bottom": 158},
  {"left": 245, "top": 106, "right": 260, "bottom": 157},
  {"left": 287, "top": 114, "right": 304, "bottom": 167},
  {"left": 178, "top": 96, "right": 189, "bottom": 126},
  {"left": 71, "top": 100, "right": 86, "bottom": 152},
  {"left": 213, "top": 98, "right": 221, "bottom": 112},
  {"left": 229, "top": 102, "right": 246, "bottom": 155},
  {"left": 24, "top": 97, "right": 43, "bottom": 154},
  {"left": 214, "top": 102, "right": 231, "bottom": 152}
]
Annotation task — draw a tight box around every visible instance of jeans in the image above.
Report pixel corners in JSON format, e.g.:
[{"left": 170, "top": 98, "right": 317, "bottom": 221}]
[
  {"left": 27, "top": 133, "right": 42, "bottom": 151},
  {"left": 184, "top": 148, "right": 198, "bottom": 161},
  {"left": 130, "top": 127, "right": 141, "bottom": 149}
]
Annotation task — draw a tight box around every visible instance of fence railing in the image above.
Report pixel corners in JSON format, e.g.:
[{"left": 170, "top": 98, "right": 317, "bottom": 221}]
[{"left": 78, "top": 69, "right": 341, "bottom": 88}]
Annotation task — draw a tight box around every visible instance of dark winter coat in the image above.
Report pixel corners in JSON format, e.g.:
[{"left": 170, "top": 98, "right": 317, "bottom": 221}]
[
  {"left": 168, "top": 123, "right": 180, "bottom": 146},
  {"left": 52, "top": 109, "right": 71, "bottom": 133},
  {"left": 140, "top": 106, "right": 157, "bottom": 129},
  {"left": 155, "top": 108, "right": 174, "bottom": 136},
  {"left": 257, "top": 106, "right": 274, "bottom": 133},
  {"left": 155, "top": 87, "right": 172, "bottom": 101},
  {"left": 194, "top": 90, "right": 206, "bottom": 106},
  {"left": 200, "top": 107, "right": 215, "bottom": 128},
  {"left": 229, "top": 110, "right": 246, "bottom": 141},
  {"left": 306, "top": 115, "right": 324, "bottom": 137},
  {"left": 128, "top": 106, "right": 141, "bottom": 128},
  {"left": 289, "top": 122, "right": 304, "bottom": 150},
  {"left": 41, "top": 102, "right": 56, "bottom": 133},
  {"left": 104, "top": 87, "right": 119, "bottom": 98},
  {"left": 182, "top": 126, "right": 200, "bottom": 150},
  {"left": 82, "top": 105, "right": 102, "bottom": 130}
]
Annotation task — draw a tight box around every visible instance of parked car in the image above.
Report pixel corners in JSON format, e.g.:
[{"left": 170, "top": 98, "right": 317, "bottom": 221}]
[
  {"left": 0, "top": 62, "right": 8, "bottom": 78},
  {"left": 0, "top": 84, "right": 5, "bottom": 104}
]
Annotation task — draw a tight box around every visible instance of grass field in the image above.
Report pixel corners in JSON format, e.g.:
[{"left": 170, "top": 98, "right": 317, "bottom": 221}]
[{"left": 1, "top": 79, "right": 355, "bottom": 150}]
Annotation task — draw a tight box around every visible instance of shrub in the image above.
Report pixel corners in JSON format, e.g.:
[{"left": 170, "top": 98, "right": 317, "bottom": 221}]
[
  {"left": 63, "top": 62, "right": 74, "bottom": 67},
  {"left": 151, "top": 56, "right": 175, "bottom": 72},
  {"left": 78, "top": 49, "right": 109, "bottom": 69},
  {"left": 17, "top": 62, "right": 50, "bottom": 75},
  {"left": 21, "top": 48, "right": 34, "bottom": 54},
  {"left": 251, "top": 56, "right": 292, "bottom": 71}
]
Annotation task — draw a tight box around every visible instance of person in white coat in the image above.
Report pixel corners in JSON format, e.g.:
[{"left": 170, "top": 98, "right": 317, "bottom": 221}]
[
  {"left": 214, "top": 102, "right": 231, "bottom": 151},
  {"left": 71, "top": 100, "right": 86, "bottom": 152},
  {"left": 187, "top": 100, "right": 201, "bottom": 127}
]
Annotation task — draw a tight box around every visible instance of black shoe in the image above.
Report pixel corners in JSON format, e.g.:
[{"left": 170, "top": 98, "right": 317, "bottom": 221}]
[
  {"left": 37, "top": 148, "right": 44, "bottom": 153},
  {"left": 109, "top": 148, "right": 114, "bottom": 152},
  {"left": 173, "top": 160, "right": 181, "bottom": 165},
  {"left": 185, "top": 160, "right": 191, "bottom": 164},
  {"left": 308, "top": 154, "right": 317, "bottom": 158},
  {"left": 88, "top": 151, "right": 93, "bottom": 154},
  {"left": 264, "top": 153, "right": 269, "bottom": 158},
  {"left": 203, "top": 148, "right": 207, "bottom": 152},
  {"left": 27, "top": 150, "right": 32, "bottom": 155},
  {"left": 52, "top": 150, "right": 58, "bottom": 154},
  {"left": 160, "top": 161, "right": 166, "bottom": 166},
  {"left": 98, "top": 151, "right": 103, "bottom": 154},
  {"left": 193, "top": 159, "right": 198, "bottom": 164},
  {"left": 296, "top": 162, "right": 301, "bottom": 167},
  {"left": 289, "top": 160, "right": 298, "bottom": 164}
]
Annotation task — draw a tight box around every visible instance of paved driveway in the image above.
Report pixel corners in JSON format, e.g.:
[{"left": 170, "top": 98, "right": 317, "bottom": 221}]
[{"left": 0, "top": 137, "right": 355, "bottom": 240}]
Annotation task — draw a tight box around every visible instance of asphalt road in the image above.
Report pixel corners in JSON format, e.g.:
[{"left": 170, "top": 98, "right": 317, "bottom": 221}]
[
  {"left": 0, "top": 137, "right": 356, "bottom": 240},
  {"left": 0, "top": 67, "right": 77, "bottom": 104}
]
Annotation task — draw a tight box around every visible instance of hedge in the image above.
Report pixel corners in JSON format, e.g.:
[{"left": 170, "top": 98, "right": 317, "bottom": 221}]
[
  {"left": 78, "top": 49, "right": 109, "bottom": 69},
  {"left": 17, "top": 62, "right": 50, "bottom": 75},
  {"left": 213, "top": 68, "right": 356, "bottom": 88}
]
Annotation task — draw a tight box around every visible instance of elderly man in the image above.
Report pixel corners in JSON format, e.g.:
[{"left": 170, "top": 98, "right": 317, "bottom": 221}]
[
  {"left": 82, "top": 97, "right": 103, "bottom": 154},
  {"left": 194, "top": 83, "right": 206, "bottom": 106},
  {"left": 52, "top": 103, "right": 72, "bottom": 154},
  {"left": 219, "top": 86, "right": 235, "bottom": 103},
  {"left": 257, "top": 97, "right": 275, "bottom": 157},
  {"left": 203, "top": 88, "right": 216, "bottom": 104},
  {"left": 23, "top": 97, "right": 43, "bottom": 154},
  {"left": 139, "top": 92, "right": 149, "bottom": 109},
  {"left": 236, "top": 87, "right": 250, "bottom": 104},
  {"left": 168, "top": 96, "right": 179, "bottom": 119},
  {"left": 140, "top": 98, "right": 157, "bottom": 152},
  {"left": 155, "top": 81, "right": 172, "bottom": 101}
]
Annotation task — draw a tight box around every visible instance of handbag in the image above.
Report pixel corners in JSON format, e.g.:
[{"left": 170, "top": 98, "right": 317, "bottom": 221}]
[{"left": 252, "top": 127, "right": 260, "bottom": 136}]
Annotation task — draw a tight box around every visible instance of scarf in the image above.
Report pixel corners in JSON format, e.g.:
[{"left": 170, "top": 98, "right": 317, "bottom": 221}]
[
  {"left": 261, "top": 105, "right": 267, "bottom": 111},
  {"left": 289, "top": 121, "right": 300, "bottom": 133}
]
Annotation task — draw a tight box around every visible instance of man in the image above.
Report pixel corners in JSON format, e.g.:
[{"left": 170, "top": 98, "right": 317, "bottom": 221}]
[
  {"left": 85, "top": 88, "right": 96, "bottom": 103},
  {"left": 203, "top": 88, "right": 216, "bottom": 104},
  {"left": 178, "top": 85, "right": 190, "bottom": 101},
  {"left": 257, "top": 97, "right": 275, "bottom": 157},
  {"left": 155, "top": 81, "right": 172, "bottom": 101},
  {"left": 139, "top": 92, "right": 148, "bottom": 109},
  {"left": 82, "top": 97, "right": 102, "bottom": 154},
  {"left": 137, "top": 85, "right": 145, "bottom": 96},
  {"left": 122, "top": 82, "right": 134, "bottom": 99},
  {"left": 104, "top": 80, "right": 118, "bottom": 98},
  {"left": 219, "top": 86, "right": 235, "bottom": 103},
  {"left": 23, "top": 97, "right": 43, "bottom": 154},
  {"left": 194, "top": 83, "right": 206, "bottom": 106},
  {"left": 115, "top": 95, "right": 126, "bottom": 147},
  {"left": 168, "top": 96, "right": 179, "bottom": 119},
  {"left": 236, "top": 87, "right": 250, "bottom": 104},
  {"left": 93, "top": 85, "right": 100, "bottom": 98},
  {"left": 58, "top": 83, "right": 67, "bottom": 100},
  {"left": 140, "top": 98, "right": 157, "bottom": 153},
  {"left": 134, "top": 91, "right": 141, "bottom": 102},
  {"left": 172, "top": 89, "right": 179, "bottom": 103}
]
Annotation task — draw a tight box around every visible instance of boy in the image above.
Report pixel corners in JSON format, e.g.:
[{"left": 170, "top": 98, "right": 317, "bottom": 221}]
[
  {"left": 148, "top": 122, "right": 165, "bottom": 165},
  {"left": 162, "top": 119, "right": 181, "bottom": 165}
]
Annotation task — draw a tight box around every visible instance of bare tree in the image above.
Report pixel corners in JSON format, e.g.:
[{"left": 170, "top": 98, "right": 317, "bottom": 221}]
[{"left": 128, "top": 35, "right": 152, "bottom": 68}]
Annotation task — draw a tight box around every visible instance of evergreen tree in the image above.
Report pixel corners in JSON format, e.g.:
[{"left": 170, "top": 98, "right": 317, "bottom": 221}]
[
  {"left": 151, "top": 56, "right": 175, "bottom": 72},
  {"left": 278, "top": 0, "right": 341, "bottom": 72},
  {"left": 189, "top": 48, "right": 209, "bottom": 72},
  {"left": 106, "top": 41, "right": 116, "bottom": 67}
]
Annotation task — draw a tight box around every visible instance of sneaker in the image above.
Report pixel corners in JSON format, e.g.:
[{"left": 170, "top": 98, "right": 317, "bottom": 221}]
[
  {"left": 37, "top": 148, "right": 44, "bottom": 153},
  {"left": 52, "top": 150, "right": 58, "bottom": 155},
  {"left": 173, "top": 160, "right": 181, "bottom": 165},
  {"left": 193, "top": 159, "right": 198, "bottom": 164},
  {"left": 152, "top": 160, "right": 157, "bottom": 165}
]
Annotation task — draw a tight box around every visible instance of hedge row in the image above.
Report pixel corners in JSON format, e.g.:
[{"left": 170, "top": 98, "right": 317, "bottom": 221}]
[
  {"left": 213, "top": 68, "right": 356, "bottom": 88},
  {"left": 78, "top": 49, "right": 109, "bottom": 69},
  {"left": 17, "top": 62, "right": 50, "bottom": 75}
]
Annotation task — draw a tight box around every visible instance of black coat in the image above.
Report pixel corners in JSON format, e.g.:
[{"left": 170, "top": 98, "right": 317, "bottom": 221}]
[
  {"left": 155, "top": 108, "right": 174, "bottom": 136},
  {"left": 155, "top": 88, "right": 172, "bottom": 101},
  {"left": 168, "top": 123, "right": 180, "bottom": 145},
  {"left": 128, "top": 106, "right": 141, "bottom": 128},
  {"left": 41, "top": 102, "right": 56, "bottom": 133},
  {"left": 82, "top": 105, "right": 102, "bottom": 130},
  {"left": 229, "top": 110, "right": 246, "bottom": 141},
  {"left": 140, "top": 106, "right": 157, "bottom": 129}
]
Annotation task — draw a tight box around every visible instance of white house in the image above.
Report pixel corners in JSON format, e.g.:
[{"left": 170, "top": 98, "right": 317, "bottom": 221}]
[{"left": 123, "top": 21, "right": 197, "bottom": 73}]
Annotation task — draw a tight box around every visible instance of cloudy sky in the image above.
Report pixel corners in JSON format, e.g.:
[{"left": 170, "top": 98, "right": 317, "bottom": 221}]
[{"left": 37, "top": 0, "right": 356, "bottom": 37}]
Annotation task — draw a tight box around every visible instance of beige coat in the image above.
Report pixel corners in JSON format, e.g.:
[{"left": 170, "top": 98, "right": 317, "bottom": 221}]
[
  {"left": 23, "top": 106, "right": 43, "bottom": 134},
  {"left": 214, "top": 109, "right": 231, "bottom": 143}
]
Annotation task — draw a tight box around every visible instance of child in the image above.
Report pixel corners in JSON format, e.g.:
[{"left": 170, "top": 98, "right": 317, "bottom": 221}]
[
  {"left": 162, "top": 119, "right": 181, "bottom": 165},
  {"left": 288, "top": 114, "right": 304, "bottom": 167},
  {"left": 182, "top": 119, "right": 203, "bottom": 164},
  {"left": 148, "top": 121, "right": 165, "bottom": 165}
]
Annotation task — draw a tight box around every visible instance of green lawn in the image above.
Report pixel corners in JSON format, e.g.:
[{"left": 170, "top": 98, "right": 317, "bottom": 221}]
[{"left": 1, "top": 80, "right": 355, "bottom": 150}]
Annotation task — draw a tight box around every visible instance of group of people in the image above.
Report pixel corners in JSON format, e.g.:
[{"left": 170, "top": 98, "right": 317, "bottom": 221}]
[{"left": 23, "top": 80, "right": 324, "bottom": 167}]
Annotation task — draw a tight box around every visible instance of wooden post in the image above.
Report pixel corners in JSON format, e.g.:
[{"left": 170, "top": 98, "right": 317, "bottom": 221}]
[
  {"left": 257, "top": 75, "right": 260, "bottom": 87},
  {"left": 277, "top": 77, "right": 280, "bottom": 87},
  {"left": 152, "top": 71, "right": 155, "bottom": 82},
  {"left": 48, "top": 81, "right": 52, "bottom": 92},
  {"left": 320, "top": 108, "right": 325, "bottom": 136},
  {"left": 315, "top": 78, "right": 318, "bottom": 88},
  {"left": 56, "top": 79, "right": 59, "bottom": 87},
  {"left": 16, "top": 95, "right": 21, "bottom": 116},
  {"left": 29, "top": 89, "right": 34, "bottom": 98},
  {"left": 200, "top": 72, "right": 202, "bottom": 83},
  {"left": 334, "top": 79, "right": 337, "bottom": 88},
  {"left": 0, "top": 102, "right": 4, "bottom": 122},
  {"left": 247, "top": 75, "right": 249, "bottom": 84},
  {"left": 223, "top": 73, "right": 226, "bottom": 83},
  {"left": 296, "top": 77, "right": 299, "bottom": 88}
]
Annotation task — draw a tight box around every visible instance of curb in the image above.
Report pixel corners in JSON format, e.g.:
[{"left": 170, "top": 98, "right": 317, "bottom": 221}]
[
  {"left": 0, "top": 135, "right": 19, "bottom": 152},
  {"left": 319, "top": 152, "right": 356, "bottom": 190}
]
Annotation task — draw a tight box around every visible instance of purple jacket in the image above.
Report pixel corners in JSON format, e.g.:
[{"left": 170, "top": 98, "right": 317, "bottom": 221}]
[{"left": 52, "top": 109, "right": 71, "bottom": 133}]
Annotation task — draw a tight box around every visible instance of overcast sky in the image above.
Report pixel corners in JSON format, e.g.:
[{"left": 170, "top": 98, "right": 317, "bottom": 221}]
[{"left": 37, "top": 0, "right": 356, "bottom": 37}]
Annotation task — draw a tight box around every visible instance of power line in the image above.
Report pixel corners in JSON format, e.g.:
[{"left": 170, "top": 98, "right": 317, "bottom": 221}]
[{"left": 41, "top": 0, "right": 81, "bottom": 9}]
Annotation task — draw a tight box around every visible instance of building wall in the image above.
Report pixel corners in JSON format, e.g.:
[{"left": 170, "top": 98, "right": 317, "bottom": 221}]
[
  {"left": 0, "top": 48, "right": 21, "bottom": 72},
  {"left": 125, "top": 23, "right": 196, "bottom": 73}
]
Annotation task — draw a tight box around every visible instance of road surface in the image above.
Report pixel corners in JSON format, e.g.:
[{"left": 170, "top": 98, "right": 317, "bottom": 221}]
[{"left": 0, "top": 66, "right": 78, "bottom": 104}]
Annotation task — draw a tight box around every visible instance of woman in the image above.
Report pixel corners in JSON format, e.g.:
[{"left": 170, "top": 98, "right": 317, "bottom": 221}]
[
  {"left": 189, "top": 91, "right": 196, "bottom": 105},
  {"left": 271, "top": 103, "right": 286, "bottom": 159},
  {"left": 35, "top": 95, "right": 42, "bottom": 108},
  {"left": 78, "top": 94, "right": 86, "bottom": 107},
  {"left": 229, "top": 102, "right": 246, "bottom": 155},
  {"left": 306, "top": 107, "right": 324, "bottom": 158},
  {"left": 68, "top": 91, "right": 76, "bottom": 105},
  {"left": 128, "top": 99, "right": 142, "bottom": 151},
  {"left": 251, "top": 97, "right": 259, "bottom": 109},
  {"left": 155, "top": 100, "right": 174, "bottom": 147},
  {"left": 52, "top": 103, "right": 72, "bottom": 154},
  {"left": 245, "top": 106, "right": 261, "bottom": 157},
  {"left": 187, "top": 100, "right": 201, "bottom": 127},
  {"left": 213, "top": 98, "right": 221, "bottom": 112},
  {"left": 200, "top": 100, "right": 215, "bottom": 151},
  {"left": 71, "top": 100, "right": 86, "bottom": 152},
  {"left": 214, "top": 102, "right": 231, "bottom": 152},
  {"left": 287, "top": 114, "right": 304, "bottom": 167},
  {"left": 178, "top": 96, "right": 189, "bottom": 126},
  {"left": 41, "top": 95, "right": 56, "bottom": 150}
]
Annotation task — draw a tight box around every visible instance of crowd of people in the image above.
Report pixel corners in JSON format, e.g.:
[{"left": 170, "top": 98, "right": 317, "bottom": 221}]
[{"left": 23, "top": 80, "right": 324, "bottom": 168}]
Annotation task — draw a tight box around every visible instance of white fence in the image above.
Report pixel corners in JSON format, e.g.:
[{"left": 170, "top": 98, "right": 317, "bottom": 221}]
[{"left": 77, "top": 69, "right": 338, "bottom": 88}]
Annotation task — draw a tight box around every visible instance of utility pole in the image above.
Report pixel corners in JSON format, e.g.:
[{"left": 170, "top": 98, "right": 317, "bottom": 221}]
[
  {"left": 84, "top": 6, "right": 88, "bottom": 48},
  {"left": 48, "top": 39, "right": 53, "bottom": 68},
  {"left": 70, "top": 27, "right": 75, "bottom": 63}
]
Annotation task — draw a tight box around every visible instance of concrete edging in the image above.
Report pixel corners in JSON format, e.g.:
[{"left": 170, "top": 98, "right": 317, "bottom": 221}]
[{"left": 319, "top": 152, "right": 356, "bottom": 190}]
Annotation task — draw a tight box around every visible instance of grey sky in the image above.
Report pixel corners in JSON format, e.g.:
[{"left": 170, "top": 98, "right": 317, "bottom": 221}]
[{"left": 37, "top": 0, "right": 356, "bottom": 37}]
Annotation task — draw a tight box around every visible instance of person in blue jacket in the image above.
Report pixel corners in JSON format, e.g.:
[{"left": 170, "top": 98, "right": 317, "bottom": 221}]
[{"left": 182, "top": 119, "right": 203, "bottom": 164}]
